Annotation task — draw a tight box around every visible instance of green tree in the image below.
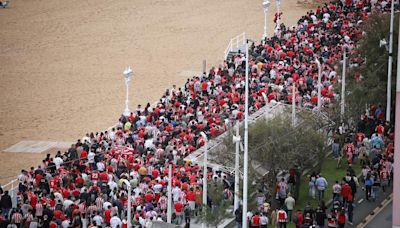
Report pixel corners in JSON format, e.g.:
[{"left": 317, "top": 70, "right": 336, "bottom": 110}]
[
  {"left": 343, "top": 12, "right": 399, "bottom": 122},
  {"left": 195, "top": 182, "right": 233, "bottom": 227},
  {"left": 212, "top": 108, "right": 328, "bottom": 208}
]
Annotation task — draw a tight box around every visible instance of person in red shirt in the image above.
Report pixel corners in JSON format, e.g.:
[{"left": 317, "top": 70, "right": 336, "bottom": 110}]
[
  {"left": 376, "top": 124, "right": 384, "bottom": 136},
  {"left": 294, "top": 210, "right": 303, "bottom": 228},
  {"left": 186, "top": 188, "right": 196, "bottom": 211},
  {"left": 343, "top": 142, "right": 355, "bottom": 164},
  {"left": 145, "top": 192, "right": 154, "bottom": 203},
  {"left": 104, "top": 205, "right": 112, "bottom": 225},
  {"left": 174, "top": 200, "right": 184, "bottom": 225},
  {"left": 356, "top": 132, "right": 365, "bottom": 146},
  {"left": 251, "top": 212, "right": 261, "bottom": 227},
  {"left": 49, "top": 220, "right": 57, "bottom": 228},
  {"left": 340, "top": 181, "right": 352, "bottom": 206}
]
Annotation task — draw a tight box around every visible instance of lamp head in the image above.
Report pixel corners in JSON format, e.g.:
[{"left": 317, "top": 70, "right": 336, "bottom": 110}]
[
  {"left": 379, "top": 39, "right": 388, "bottom": 48},
  {"left": 123, "top": 66, "right": 133, "bottom": 79},
  {"left": 263, "top": 0, "right": 271, "bottom": 9}
]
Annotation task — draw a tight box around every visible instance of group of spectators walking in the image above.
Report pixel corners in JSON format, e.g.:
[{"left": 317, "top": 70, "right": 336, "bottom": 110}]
[{"left": 0, "top": 0, "right": 397, "bottom": 228}]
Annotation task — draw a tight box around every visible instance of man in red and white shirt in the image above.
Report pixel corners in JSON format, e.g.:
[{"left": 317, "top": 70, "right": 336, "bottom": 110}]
[
  {"left": 11, "top": 210, "right": 23, "bottom": 226},
  {"left": 277, "top": 208, "right": 288, "bottom": 228}
]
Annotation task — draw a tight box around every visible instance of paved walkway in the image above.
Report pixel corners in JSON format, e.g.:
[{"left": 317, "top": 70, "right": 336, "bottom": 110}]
[{"left": 329, "top": 184, "right": 393, "bottom": 227}]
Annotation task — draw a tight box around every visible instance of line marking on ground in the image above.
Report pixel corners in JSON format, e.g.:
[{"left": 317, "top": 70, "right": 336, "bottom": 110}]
[
  {"left": 3, "top": 140, "right": 73, "bottom": 153},
  {"left": 358, "top": 198, "right": 364, "bottom": 204}
]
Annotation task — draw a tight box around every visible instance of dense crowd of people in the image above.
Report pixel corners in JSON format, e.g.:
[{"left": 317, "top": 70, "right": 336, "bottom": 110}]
[
  {"left": 237, "top": 107, "right": 394, "bottom": 228},
  {"left": 0, "top": 0, "right": 397, "bottom": 227}
]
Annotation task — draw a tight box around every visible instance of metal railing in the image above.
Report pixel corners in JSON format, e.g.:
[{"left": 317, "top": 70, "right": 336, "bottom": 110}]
[
  {"left": 224, "top": 32, "right": 246, "bottom": 60},
  {"left": 2, "top": 178, "right": 18, "bottom": 207},
  {"left": 184, "top": 102, "right": 286, "bottom": 172}
]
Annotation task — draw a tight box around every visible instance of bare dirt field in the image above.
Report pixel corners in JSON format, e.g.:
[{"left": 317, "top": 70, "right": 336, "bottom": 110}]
[{"left": 0, "top": 0, "right": 312, "bottom": 184}]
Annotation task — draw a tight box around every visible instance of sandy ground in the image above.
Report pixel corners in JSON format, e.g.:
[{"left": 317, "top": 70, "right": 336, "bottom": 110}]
[{"left": 0, "top": 0, "right": 312, "bottom": 184}]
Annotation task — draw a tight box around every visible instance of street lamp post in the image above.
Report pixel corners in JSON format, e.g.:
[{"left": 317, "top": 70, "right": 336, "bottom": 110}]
[
  {"left": 315, "top": 58, "right": 322, "bottom": 111},
  {"left": 233, "top": 122, "right": 241, "bottom": 212},
  {"left": 262, "top": 0, "right": 271, "bottom": 40},
  {"left": 292, "top": 82, "right": 296, "bottom": 126},
  {"left": 167, "top": 164, "right": 172, "bottom": 223},
  {"left": 341, "top": 48, "right": 346, "bottom": 123},
  {"left": 386, "top": 0, "right": 394, "bottom": 122},
  {"left": 200, "top": 132, "right": 208, "bottom": 206},
  {"left": 121, "top": 179, "right": 132, "bottom": 228},
  {"left": 393, "top": 13, "right": 400, "bottom": 228},
  {"left": 123, "top": 66, "right": 133, "bottom": 116},
  {"left": 275, "top": 0, "right": 281, "bottom": 34},
  {"left": 200, "top": 131, "right": 208, "bottom": 226},
  {"left": 242, "top": 40, "right": 249, "bottom": 228}
]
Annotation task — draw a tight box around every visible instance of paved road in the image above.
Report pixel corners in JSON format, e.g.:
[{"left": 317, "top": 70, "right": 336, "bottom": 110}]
[
  {"left": 330, "top": 184, "right": 393, "bottom": 227},
  {"left": 364, "top": 201, "right": 392, "bottom": 228}
]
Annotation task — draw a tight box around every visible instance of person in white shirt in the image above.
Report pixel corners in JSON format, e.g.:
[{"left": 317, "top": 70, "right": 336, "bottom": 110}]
[
  {"left": 260, "top": 212, "right": 269, "bottom": 228},
  {"left": 153, "top": 182, "right": 163, "bottom": 194},
  {"left": 284, "top": 193, "right": 296, "bottom": 222},
  {"left": 103, "top": 201, "right": 112, "bottom": 211},
  {"left": 96, "top": 161, "right": 105, "bottom": 172},
  {"left": 108, "top": 180, "right": 118, "bottom": 192},
  {"left": 61, "top": 219, "right": 70, "bottom": 228},
  {"left": 92, "top": 212, "right": 104, "bottom": 226},
  {"left": 88, "top": 151, "right": 95, "bottom": 167},
  {"left": 110, "top": 215, "right": 122, "bottom": 228},
  {"left": 172, "top": 186, "right": 181, "bottom": 202},
  {"left": 53, "top": 156, "right": 63, "bottom": 169},
  {"left": 63, "top": 198, "right": 73, "bottom": 210}
]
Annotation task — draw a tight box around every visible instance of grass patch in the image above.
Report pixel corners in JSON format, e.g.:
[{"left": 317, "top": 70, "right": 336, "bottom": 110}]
[
  {"left": 295, "top": 156, "right": 361, "bottom": 210},
  {"left": 283, "top": 156, "right": 361, "bottom": 228}
]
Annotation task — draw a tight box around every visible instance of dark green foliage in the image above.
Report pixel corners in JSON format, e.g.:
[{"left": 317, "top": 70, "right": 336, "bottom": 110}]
[
  {"left": 195, "top": 182, "right": 233, "bottom": 227},
  {"left": 345, "top": 13, "right": 399, "bottom": 121}
]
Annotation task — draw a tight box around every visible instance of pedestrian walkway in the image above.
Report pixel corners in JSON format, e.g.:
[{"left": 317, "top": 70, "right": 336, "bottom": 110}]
[
  {"left": 364, "top": 201, "right": 392, "bottom": 228},
  {"left": 328, "top": 184, "right": 393, "bottom": 227}
]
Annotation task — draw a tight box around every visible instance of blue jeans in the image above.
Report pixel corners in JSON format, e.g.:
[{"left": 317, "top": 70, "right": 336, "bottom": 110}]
[
  {"left": 318, "top": 189, "right": 325, "bottom": 201},
  {"left": 2, "top": 208, "right": 10, "bottom": 219}
]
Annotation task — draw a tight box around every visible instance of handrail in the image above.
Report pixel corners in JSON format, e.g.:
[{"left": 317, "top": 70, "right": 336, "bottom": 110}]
[
  {"left": 224, "top": 32, "right": 246, "bottom": 60},
  {"left": 1, "top": 178, "right": 18, "bottom": 207},
  {"left": 184, "top": 102, "right": 285, "bottom": 166},
  {"left": 2, "top": 178, "right": 18, "bottom": 189}
]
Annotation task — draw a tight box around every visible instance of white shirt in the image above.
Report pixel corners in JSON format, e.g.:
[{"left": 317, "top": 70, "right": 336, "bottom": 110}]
[
  {"left": 54, "top": 157, "right": 64, "bottom": 169},
  {"left": 88, "top": 152, "right": 95, "bottom": 163},
  {"left": 63, "top": 199, "right": 73, "bottom": 209},
  {"left": 96, "top": 162, "right": 105, "bottom": 171},
  {"left": 93, "top": 215, "right": 103, "bottom": 226},
  {"left": 61, "top": 220, "right": 70, "bottom": 228},
  {"left": 153, "top": 184, "right": 163, "bottom": 194},
  {"left": 260, "top": 215, "right": 269, "bottom": 225},
  {"left": 103, "top": 201, "right": 112, "bottom": 210},
  {"left": 108, "top": 181, "right": 117, "bottom": 191},
  {"left": 110, "top": 216, "right": 122, "bottom": 228},
  {"left": 172, "top": 187, "right": 181, "bottom": 202}
]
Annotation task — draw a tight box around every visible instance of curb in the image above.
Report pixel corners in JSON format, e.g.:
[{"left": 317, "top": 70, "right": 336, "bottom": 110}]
[{"left": 356, "top": 193, "right": 393, "bottom": 228}]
